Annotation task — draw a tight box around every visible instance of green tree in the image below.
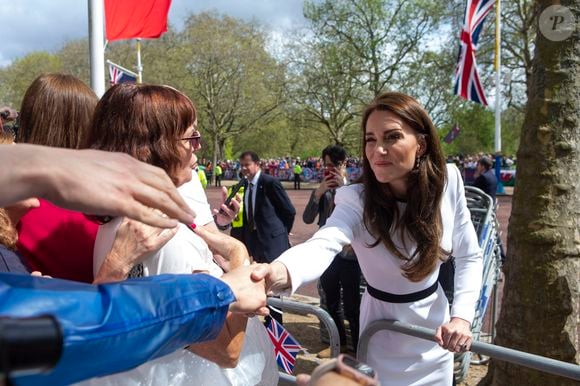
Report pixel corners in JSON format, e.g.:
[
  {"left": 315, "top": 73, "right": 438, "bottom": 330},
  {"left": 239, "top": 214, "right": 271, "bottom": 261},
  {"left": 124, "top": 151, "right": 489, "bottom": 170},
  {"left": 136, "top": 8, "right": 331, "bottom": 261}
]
[
  {"left": 0, "top": 52, "right": 61, "bottom": 107},
  {"left": 442, "top": 103, "right": 495, "bottom": 155},
  {"left": 178, "top": 12, "right": 286, "bottom": 169},
  {"left": 57, "top": 39, "right": 91, "bottom": 86},
  {"left": 287, "top": 37, "right": 362, "bottom": 146},
  {"left": 304, "top": 0, "right": 446, "bottom": 98},
  {"left": 481, "top": 1, "right": 579, "bottom": 385}
]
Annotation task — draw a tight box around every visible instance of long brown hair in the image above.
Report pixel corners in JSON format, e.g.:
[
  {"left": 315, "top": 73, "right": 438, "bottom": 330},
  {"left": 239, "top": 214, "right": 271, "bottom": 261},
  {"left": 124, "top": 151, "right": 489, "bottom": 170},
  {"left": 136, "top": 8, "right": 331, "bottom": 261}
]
[
  {"left": 84, "top": 83, "right": 197, "bottom": 184},
  {"left": 0, "top": 129, "right": 17, "bottom": 249},
  {"left": 360, "top": 92, "right": 449, "bottom": 282},
  {"left": 17, "top": 73, "right": 98, "bottom": 149}
]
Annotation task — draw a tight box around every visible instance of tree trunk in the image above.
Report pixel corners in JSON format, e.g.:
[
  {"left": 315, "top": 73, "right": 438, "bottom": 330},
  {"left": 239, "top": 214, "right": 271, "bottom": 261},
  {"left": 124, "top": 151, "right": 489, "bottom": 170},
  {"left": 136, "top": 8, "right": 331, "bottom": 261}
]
[{"left": 481, "top": 1, "right": 579, "bottom": 385}]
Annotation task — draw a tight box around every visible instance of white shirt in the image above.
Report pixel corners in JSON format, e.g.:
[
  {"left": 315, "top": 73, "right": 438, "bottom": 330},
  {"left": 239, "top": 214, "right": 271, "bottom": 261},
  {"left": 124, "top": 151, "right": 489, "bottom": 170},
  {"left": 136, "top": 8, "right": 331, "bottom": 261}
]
[{"left": 245, "top": 170, "right": 261, "bottom": 221}]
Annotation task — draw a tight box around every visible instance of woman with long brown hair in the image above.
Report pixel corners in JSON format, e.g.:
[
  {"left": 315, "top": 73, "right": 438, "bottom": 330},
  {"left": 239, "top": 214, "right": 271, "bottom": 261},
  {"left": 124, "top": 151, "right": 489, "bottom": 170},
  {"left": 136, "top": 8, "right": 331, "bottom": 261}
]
[
  {"left": 251, "top": 92, "right": 483, "bottom": 385},
  {"left": 15, "top": 73, "right": 100, "bottom": 282}
]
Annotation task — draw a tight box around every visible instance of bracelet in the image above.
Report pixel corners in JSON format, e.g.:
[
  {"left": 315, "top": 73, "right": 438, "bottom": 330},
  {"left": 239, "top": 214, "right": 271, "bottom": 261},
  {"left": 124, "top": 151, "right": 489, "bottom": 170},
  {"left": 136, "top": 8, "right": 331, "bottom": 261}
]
[{"left": 213, "top": 215, "right": 231, "bottom": 231}]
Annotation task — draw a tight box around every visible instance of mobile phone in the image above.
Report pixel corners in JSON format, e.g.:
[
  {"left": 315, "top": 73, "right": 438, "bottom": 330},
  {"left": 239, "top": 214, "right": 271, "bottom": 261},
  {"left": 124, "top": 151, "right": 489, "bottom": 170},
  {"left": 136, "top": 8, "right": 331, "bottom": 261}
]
[
  {"left": 223, "top": 178, "right": 247, "bottom": 207},
  {"left": 323, "top": 169, "right": 330, "bottom": 178}
]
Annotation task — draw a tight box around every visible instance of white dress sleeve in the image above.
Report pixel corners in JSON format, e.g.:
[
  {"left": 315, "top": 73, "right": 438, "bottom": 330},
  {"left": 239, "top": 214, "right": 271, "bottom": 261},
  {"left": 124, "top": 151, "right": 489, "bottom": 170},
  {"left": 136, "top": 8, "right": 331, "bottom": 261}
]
[
  {"left": 275, "top": 184, "right": 363, "bottom": 294},
  {"left": 448, "top": 164, "right": 483, "bottom": 324}
]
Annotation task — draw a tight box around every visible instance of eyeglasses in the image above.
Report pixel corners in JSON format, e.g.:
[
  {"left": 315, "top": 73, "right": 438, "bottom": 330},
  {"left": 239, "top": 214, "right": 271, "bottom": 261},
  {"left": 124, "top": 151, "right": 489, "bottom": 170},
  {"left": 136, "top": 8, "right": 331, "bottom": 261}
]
[{"left": 181, "top": 134, "right": 201, "bottom": 147}]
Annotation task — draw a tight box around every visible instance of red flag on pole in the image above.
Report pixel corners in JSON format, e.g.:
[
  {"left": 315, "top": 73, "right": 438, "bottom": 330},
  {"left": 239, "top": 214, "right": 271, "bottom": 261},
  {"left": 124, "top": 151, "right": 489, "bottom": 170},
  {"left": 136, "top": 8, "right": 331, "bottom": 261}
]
[{"left": 105, "top": 0, "right": 172, "bottom": 41}]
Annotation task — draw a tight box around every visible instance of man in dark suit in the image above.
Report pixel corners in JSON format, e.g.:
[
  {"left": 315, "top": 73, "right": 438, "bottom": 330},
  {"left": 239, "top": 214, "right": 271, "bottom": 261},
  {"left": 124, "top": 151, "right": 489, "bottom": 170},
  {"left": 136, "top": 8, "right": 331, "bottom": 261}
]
[
  {"left": 473, "top": 156, "right": 498, "bottom": 201},
  {"left": 236, "top": 151, "right": 295, "bottom": 325},
  {"left": 236, "top": 151, "right": 296, "bottom": 264}
]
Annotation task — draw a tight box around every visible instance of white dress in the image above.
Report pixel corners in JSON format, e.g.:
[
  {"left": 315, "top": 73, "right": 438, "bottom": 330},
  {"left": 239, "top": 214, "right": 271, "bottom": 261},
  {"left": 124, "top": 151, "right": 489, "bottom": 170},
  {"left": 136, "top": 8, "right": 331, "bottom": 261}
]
[
  {"left": 78, "top": 178, "right": 278, "bottom": 386},
  {"left": 276, "top": 164, "right": 482, "bottom": 385}
]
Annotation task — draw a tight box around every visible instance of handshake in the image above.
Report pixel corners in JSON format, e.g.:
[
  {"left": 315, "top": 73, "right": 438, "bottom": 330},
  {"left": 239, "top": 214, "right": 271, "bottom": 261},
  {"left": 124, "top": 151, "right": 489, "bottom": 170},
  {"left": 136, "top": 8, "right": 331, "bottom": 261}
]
[{"left": 192, "top": 225, "right": 288, "bottom": 317}]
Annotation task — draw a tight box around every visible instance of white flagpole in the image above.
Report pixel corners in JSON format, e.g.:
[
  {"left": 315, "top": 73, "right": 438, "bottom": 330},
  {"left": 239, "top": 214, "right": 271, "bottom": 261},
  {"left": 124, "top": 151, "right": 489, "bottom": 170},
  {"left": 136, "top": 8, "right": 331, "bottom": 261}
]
[
  {"left": 494, "top": 0, "right": 504, "bottom": 194},
  {"left": 88, "top": 0, "right": 106, "bottom": 97},
  {"left": 136, "top": 38, "right": 143, "bottom": 83}
]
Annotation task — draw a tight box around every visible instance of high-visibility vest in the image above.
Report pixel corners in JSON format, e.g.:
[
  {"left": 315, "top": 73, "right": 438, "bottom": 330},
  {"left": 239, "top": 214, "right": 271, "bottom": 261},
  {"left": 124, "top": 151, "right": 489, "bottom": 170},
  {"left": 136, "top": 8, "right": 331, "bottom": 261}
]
[
  {"left": 230, "top": 185, "right": 245, "bottom": 228},
  {"left": 197, "top": 168, "right": 207, "bottom": 189},
  {"left": 293, "top": 164, "right": 302, "bottom": 174}
]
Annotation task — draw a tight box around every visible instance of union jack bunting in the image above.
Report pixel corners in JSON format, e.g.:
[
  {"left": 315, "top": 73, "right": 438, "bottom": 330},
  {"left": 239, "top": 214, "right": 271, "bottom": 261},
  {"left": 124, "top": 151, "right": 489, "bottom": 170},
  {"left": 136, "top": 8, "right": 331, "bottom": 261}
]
[
  {"left": 453, "top": 0, "right": 495, "bottom": 105},
  {"left": 265, "top": 317, "right": 302, "bottom": 374},
  {"left": 108, "top": 63, "right": 137, "bottom": 85}
]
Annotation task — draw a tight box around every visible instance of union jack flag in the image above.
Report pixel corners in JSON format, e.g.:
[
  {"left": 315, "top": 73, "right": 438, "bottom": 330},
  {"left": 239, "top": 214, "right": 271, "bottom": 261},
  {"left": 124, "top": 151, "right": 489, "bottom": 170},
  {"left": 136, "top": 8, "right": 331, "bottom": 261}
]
[
  {"left": 443, "top": 123, "right": 461, "bottom": 144},
  {"left": 453, "top": 0, "right": 495, "bottom": 105},
  {"left": 265, "top": 317, "right": 302, "bottom": 374},
  {"left": 108, "top": 63, "right": 137, "bottom": 85}
]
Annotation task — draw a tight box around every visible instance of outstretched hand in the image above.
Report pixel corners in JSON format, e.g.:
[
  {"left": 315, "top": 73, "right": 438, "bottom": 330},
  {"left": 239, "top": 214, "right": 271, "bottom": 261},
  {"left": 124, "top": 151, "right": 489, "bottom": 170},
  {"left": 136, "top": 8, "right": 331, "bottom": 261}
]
[
  {"left": 250, "top": 261, "right": 292, "bottom": 296},
  {"left": 220, "top": 265, "right": 269, "bottom": 316},
  {"left": 1, "top": 145, "right": 197, "bottom": 228},
  {"left": 193, "top": 224, "right": 249, "bottom": 270}
]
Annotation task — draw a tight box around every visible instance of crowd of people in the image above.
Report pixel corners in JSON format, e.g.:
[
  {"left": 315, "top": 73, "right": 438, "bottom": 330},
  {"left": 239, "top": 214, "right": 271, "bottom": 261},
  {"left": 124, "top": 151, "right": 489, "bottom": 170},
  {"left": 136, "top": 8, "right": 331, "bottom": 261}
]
[
  {"left": 1, "top": 75, "right": 485, "bottom": 386},
  {"left": 196, "top": 153, "right": 513, "bottom": 192},
  {"left": 195, "top": 156, "right": 364, "bottom": 186}
]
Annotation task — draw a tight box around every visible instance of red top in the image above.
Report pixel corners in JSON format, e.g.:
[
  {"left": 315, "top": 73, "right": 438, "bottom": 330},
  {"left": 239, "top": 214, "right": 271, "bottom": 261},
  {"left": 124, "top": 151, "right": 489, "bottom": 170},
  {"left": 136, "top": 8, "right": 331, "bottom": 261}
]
[{"left": 16, "top": 199, "right": 98, "bottom": 283}]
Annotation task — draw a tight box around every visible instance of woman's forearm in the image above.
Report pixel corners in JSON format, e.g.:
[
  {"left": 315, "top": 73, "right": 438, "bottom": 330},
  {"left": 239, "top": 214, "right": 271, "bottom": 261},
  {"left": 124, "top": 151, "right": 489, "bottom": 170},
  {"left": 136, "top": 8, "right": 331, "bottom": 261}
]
[{"left": 186, "top": 312, "right": 248, "bottom": 368}]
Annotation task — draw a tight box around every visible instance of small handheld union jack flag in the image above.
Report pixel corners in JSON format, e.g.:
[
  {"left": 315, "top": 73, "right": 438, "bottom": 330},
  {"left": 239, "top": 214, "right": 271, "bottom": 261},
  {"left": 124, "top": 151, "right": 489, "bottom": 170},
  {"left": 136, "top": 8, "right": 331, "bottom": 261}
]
[
  {"left": 265, "top": 317, "right": 302, "bottom": 374},
  {"left": 453, "top": 0, "right": 495, "bottom": 105}
]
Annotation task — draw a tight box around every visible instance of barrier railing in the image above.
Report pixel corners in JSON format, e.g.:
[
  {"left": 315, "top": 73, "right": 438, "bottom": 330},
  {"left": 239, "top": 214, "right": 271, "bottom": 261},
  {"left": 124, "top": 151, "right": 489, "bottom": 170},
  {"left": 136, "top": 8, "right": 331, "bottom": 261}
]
[
  {"left": 357, "top": 320, "right": 580, "bottom": 381},
  {"left": 267, "top": 297, "right": 340, "bottom": 386},
  {"left": 267, "top": 297, "right": 341, "bottom": 358},
  {"left": 455, "top": 186, "right": 503, "bottom": 380}
]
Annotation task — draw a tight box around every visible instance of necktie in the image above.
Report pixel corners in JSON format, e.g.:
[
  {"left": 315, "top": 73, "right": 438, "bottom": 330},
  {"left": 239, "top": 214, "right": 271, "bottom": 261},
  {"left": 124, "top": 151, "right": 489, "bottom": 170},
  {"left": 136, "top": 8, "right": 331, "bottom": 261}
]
[{"left": 247, "top": 182, "right": 254, "bottom": 230}]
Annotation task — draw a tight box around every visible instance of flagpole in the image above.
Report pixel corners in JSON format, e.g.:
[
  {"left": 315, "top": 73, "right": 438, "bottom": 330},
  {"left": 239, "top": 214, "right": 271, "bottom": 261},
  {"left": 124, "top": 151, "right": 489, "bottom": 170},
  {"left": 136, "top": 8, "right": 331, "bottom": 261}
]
[
  {"left": 136, "top": 38, "right": 143, "bottom": 83},
  {"left": 494, "top": 0, "right": 504, "bottom": 194},
  {"left": 88, "top": 0, "right": 106, "bottom": 97}
]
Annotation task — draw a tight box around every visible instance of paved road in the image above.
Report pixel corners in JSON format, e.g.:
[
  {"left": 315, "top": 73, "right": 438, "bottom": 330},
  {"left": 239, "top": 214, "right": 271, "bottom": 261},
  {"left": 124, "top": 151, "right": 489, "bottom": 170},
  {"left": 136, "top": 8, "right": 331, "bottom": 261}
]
[{"left": 206, "top": 181, "right": 511, "bottom": 299}]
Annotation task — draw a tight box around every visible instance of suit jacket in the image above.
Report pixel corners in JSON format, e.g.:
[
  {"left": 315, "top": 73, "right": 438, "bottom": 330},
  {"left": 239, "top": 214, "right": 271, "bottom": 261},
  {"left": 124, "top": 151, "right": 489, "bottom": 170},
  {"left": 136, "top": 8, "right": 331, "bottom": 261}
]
[
  {"left": 241, "top": 173, "right": 296, "bottom": 263},
  {"left": 473, "top": 169, "right": 497, "bottom": 201}
]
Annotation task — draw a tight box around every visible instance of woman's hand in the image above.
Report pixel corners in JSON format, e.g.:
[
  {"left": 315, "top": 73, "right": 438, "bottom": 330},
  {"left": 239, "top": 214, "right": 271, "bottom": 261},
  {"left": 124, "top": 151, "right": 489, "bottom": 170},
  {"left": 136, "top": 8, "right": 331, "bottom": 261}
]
[
  {"left": 435, "top": 317, "right": 473, "bottom": 353},
  {"left": 251, "top": 261, "right": 292, "bottom": 296},
  {"left": 213, "top": 186, "right": 241, "bottom": 227},
  {"left": 93, "top": 217, "right": 178, "bottom": 283},
  {"left": 194, "top": 224, "right": 250, "bottom": 270}
]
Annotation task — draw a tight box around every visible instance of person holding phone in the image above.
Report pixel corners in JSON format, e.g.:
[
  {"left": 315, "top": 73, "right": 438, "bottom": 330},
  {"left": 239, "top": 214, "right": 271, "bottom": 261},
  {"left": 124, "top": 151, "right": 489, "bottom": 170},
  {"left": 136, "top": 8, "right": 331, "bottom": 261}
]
[{"left": 303, "top": 145, "right": 361, "bottom": 357}]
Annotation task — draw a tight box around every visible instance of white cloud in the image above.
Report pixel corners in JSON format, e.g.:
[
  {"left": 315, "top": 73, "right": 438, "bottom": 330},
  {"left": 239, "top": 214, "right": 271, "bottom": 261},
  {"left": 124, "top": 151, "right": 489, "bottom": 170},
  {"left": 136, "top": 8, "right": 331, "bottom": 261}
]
[{"left": 0, "top": 0, "right": 306, "bottom": 67}]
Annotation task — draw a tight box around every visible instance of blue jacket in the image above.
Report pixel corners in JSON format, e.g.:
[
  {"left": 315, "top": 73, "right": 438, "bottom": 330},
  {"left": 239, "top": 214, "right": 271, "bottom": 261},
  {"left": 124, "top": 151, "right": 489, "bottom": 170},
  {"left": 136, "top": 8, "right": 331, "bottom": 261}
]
[{"left": 0, "top": 273, "right": 234, "bottom": 385}]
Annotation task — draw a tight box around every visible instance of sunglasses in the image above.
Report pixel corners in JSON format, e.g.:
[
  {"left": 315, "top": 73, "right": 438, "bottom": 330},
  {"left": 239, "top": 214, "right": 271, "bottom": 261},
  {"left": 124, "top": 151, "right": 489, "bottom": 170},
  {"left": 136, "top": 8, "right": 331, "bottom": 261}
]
[{"left": 181, "top": 134, "right": 201, "bottom": 147}]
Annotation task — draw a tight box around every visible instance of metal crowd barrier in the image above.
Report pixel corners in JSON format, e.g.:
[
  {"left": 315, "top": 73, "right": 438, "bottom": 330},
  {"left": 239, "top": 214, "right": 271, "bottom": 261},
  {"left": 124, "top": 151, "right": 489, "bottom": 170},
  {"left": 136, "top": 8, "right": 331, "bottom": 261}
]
[
  {"left": 267, "top": 297, "right": 341, "bottom": 385},
  {"left": 456, "top": 186, "right": 504, "bottom": 381},
  {"left": 357, "top": 320, "right": 580, "bottom": 381}
]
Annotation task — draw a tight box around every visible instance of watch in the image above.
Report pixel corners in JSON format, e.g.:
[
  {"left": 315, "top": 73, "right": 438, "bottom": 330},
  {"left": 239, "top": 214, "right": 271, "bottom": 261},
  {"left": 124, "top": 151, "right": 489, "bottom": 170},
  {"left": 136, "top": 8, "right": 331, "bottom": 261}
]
[
  {"left": 213, "top": 214, "right": 230, "bottom": 231},
  {"left": 308, "top": 354, "right": 380, "bottom": 386}
]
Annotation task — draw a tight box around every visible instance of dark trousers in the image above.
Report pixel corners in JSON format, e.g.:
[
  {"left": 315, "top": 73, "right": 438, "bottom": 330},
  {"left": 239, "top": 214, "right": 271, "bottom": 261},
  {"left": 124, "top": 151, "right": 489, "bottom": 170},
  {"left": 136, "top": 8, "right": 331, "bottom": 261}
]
[
  {"left": 294, "top": 174, "right": 301, "bottom": 189},
  {"left": 320, "top": 257, "right": 361, "bottom": 350},
  {"left": 215, "top": 175, "right": 221, "bottom": 187}
]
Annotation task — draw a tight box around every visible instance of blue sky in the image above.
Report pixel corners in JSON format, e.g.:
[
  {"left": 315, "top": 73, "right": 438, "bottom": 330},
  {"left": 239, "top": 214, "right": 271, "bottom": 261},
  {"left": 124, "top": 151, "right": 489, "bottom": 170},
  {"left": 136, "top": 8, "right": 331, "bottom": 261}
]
[{"left": 0, "top": 0, "right": 306, "bottom": 67}]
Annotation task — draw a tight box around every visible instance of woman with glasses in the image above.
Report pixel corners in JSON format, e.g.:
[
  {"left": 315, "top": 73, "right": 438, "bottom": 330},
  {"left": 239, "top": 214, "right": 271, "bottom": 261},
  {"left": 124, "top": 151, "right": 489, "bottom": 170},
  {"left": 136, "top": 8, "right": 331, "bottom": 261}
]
[
  {"left": 82, "top": 83, "right": 277, "bottom": 386},
  {"left": 252, "top": 92, "right": 483, "bottom": 385}
]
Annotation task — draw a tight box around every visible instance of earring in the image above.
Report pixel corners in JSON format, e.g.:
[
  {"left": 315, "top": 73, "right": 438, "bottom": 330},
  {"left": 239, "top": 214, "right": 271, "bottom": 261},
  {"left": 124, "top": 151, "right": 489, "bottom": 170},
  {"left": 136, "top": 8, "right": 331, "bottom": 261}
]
[{"left": 414, "top": 156, "right": 422, "bottom": 170}]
